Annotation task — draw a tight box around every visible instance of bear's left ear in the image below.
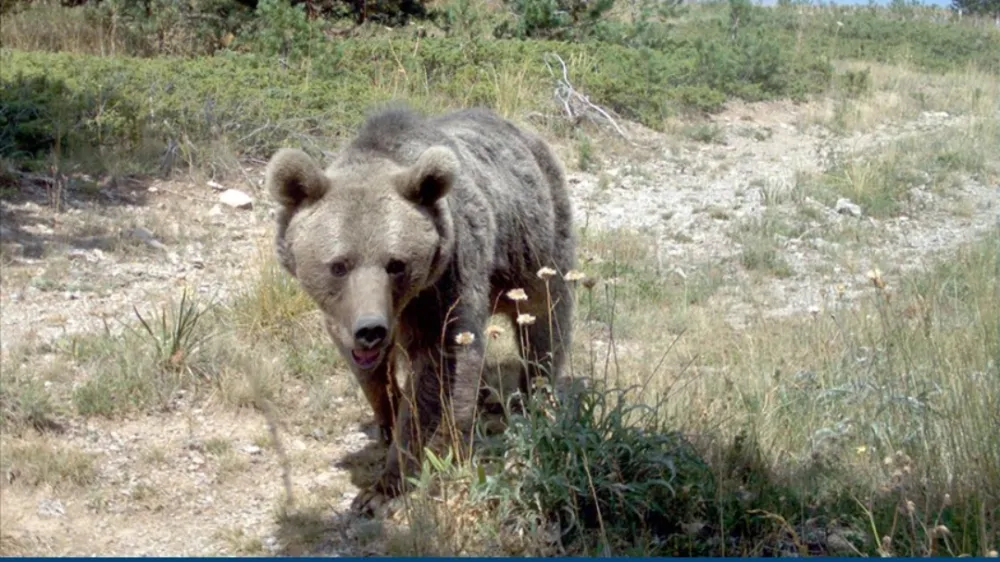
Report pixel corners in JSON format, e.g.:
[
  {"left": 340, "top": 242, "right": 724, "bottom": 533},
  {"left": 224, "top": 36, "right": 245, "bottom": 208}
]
[{"left": 396, "top": 146, "right": 459, "bottom": 207}]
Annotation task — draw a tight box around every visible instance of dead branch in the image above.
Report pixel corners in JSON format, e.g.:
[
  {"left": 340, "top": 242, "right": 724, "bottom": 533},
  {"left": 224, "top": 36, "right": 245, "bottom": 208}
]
[{"left": 542, "top": 52, "right": 650, "bottom": 148}]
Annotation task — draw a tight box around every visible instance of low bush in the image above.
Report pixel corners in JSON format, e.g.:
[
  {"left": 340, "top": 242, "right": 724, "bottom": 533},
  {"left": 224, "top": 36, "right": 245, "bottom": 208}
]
[{"left": 0, "top": 35, "right": 834, "bottom": 175}]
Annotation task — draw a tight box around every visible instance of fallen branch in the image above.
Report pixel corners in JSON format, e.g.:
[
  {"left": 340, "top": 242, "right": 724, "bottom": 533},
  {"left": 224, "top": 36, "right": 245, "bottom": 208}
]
[{"left": 542, "top": 52, "right": 651, "bottom": 148}]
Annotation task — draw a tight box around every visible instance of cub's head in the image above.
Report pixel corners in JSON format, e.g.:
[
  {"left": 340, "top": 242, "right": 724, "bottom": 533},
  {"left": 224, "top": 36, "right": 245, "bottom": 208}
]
[{"left": 265, "top": 146, "right": 458, "bottom": 371}]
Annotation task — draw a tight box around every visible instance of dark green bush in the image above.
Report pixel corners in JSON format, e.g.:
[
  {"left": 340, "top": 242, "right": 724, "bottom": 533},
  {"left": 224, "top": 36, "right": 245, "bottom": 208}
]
[
  {"left": 0, "top": 71, "right": 147, "bottom": 168},
  {"left": 493, "top": 0, "right": 615, "bottom": 41}
]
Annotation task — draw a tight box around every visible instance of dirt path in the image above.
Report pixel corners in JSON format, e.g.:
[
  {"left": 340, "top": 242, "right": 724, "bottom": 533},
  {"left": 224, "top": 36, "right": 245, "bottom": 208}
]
[
  {"left": 1, "top": 100, "right": 995, "bottom": 555},
  {"left": 570, "top": 104, "right": 994, "bottom": 325}
]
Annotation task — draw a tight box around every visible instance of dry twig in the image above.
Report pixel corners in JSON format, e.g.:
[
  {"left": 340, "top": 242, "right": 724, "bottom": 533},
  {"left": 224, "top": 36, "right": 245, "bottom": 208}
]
[{"left": 542, "top": 52, "right": 651, "bottom": 148}]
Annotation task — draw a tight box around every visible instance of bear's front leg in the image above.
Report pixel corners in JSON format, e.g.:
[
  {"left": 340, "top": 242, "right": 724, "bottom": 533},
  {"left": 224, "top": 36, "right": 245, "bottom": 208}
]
[
  {"left": 352, "top": 348, "right": 401, "bottom": 446},
  {"left": 349, "top": 352, "right": 429, "bottom": 517},
  {"left": 327, "top": 317, "right": 401, "bottom": 446},
  {"left": 351, "top": 321, "right": 485, "bottom": 517},
  {"left": 349, "top": 392, "right": 416, "bottom": 517}
]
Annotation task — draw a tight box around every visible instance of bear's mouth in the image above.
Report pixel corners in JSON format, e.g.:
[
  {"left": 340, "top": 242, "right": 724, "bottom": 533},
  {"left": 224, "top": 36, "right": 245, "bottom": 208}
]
[{"left": 350, "top": 348, "right": 383, "bottom": 370}]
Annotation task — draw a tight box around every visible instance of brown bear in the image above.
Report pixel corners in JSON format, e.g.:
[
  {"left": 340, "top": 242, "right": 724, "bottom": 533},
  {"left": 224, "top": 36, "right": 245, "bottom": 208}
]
[{"left": 264, "top": 105, "right": 576, "bottom": 515}]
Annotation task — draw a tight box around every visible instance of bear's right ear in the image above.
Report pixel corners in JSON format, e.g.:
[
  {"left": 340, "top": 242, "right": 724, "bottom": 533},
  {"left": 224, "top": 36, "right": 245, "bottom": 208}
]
[{"left": 265, "top": 148, "right": 331, "bottom": 210}]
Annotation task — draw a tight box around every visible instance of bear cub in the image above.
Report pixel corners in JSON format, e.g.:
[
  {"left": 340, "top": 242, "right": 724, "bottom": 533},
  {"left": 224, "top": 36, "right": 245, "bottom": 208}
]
[{"left": 265, "top": 106, "right": 576, "bottom": 515}]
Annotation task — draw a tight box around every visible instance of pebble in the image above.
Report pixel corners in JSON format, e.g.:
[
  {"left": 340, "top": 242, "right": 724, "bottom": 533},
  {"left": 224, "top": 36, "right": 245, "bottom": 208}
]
[
  {"left": 37, "top": 498, "right": 66, "bottom": 518},
  {"left": 835, "top": 197, "right": 863, "bottom": 218},
  {"left": 219, "top": 189, "right": 253, "bottom": 210}
]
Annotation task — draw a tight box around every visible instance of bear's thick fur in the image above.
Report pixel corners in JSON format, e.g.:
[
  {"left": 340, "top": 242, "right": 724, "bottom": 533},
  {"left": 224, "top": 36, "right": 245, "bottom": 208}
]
[{"left": 265, "top": 106, "right": 576, "bottom": 515}]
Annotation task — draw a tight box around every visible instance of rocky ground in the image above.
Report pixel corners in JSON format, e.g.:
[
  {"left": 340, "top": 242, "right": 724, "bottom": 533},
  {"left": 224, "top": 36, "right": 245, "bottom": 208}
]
[{"left": 0, "top": 99, "right": 995, "bottom": 555}]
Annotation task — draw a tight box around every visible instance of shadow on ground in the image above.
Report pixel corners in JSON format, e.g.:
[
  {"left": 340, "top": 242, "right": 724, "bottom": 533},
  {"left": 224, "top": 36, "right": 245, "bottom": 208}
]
[
  {"left": 1, "top": 72, "right": 167, "bottom": 264},
  {"left": 0, "top": 175, "right": 161, "bottom": 266},
  {"left": 271, "top": 357, "right": 528, "bottom": 556}
]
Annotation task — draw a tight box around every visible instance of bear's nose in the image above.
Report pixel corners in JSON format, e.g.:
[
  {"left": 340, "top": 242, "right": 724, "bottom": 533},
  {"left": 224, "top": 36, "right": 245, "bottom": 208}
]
[{"left": 353, "top": 315, "right": 388, "bottom": 349}]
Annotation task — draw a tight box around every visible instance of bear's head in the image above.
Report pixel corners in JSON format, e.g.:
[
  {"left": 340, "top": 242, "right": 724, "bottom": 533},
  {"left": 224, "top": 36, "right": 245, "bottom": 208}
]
[{"left": 265, "top": 146, "right": 458, "bottom": 371}]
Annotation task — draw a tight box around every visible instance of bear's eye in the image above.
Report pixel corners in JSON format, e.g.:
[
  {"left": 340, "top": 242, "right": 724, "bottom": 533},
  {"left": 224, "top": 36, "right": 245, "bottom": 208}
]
[
  {"left": 330, "top": 260, "right": 350, "bottom": 278},
  {"left": 386, "top": 259, "right": 407, "bottom": 276}
]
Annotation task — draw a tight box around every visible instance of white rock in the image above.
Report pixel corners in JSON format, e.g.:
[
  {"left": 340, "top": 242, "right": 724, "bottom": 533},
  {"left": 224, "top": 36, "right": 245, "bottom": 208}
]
[
  {"left": 835, "top": 198, "right": 862, "bottom": 218},
  {"left": 129, "top": 227, "right": 167, "bottom": 251},
  {"left": 219, "top": 189, "right": 253, "bottom": 210},
  {"left": 37, "top": 498, "right": 65, "bottom": 518}
]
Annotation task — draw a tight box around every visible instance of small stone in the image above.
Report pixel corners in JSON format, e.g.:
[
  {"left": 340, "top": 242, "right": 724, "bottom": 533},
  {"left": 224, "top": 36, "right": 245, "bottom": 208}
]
[
  {"left": 37, "top": 498, "right": 65, "bottom": 518},
  {"left": 243, "top": 445, "right": 262, "bottom": 456},
  {"left": 219, "top": 189, "right": 253, "bottom": 210},
  {"left": 67, "top": 249, "right": 90, "bottom": 261},
  {"left": 835, "top": 198, "right": 862, "bottom": 218},
  {"left": 129, "top": 227, "right": 167, "bottom": 251}
]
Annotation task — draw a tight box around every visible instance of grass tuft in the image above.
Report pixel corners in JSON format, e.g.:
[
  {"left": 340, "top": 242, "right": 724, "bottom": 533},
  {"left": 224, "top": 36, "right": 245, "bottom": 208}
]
[{"left": 0, "top": 439, "right": 98, "bottom": 490}]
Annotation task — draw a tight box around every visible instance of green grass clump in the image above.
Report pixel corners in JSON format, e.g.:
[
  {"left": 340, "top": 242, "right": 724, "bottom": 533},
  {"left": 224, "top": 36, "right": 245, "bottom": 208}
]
[
  {"left": 69, "top": 289, "right": 221, "bottom": 417},
  {"left": 479, "top": 381, "right": 716, "bottom": 556},
  {"left": 0, "top": 368, "right": 59, "bottom": 434},
  {"left": 0, "top": 440, "right": 98, "bottom": 490},
  {"left": 731, "top": 211, "right": 805, "bottom": 278}
]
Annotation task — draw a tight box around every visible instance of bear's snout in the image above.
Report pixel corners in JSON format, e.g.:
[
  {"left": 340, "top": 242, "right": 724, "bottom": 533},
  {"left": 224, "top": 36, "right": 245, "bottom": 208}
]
[{"left": 353, "top": 315, "right": 389, "bottom": 350}]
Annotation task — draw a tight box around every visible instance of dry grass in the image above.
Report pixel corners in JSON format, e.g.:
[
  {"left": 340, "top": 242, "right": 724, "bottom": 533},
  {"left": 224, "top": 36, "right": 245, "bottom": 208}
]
[
  {"left": 227, "top": 243, "right": 316, "bottom": 338},
  {"left": 0, "top": 1, "right": 134, "bottom": 55},
  {"left": 795, "top": 74, "right": 999, "bottom": 218},
  {"left": 0, "top": 438, "right": 98, "bottom": 490},
  {"left": 801, "top": 60, "right": 1000, "bottom": 135}
]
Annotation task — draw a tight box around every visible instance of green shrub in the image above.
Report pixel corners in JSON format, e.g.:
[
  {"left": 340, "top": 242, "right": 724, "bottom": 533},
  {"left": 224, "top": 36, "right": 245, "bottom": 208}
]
[
  {"left": 493, "top": 0, "right": 615, "bottom": 41},
  {"left": 79, "top": 0, "right": 256, "bottom": 57},
  {"left": 472, "top": 380, "right": 718, "bottom": 555},
  {"left": 0, "top": 37, "right": 835, "bottom": 175},
  {"left": 0, "top": 71, "right": 146, "bottom": 170}
]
